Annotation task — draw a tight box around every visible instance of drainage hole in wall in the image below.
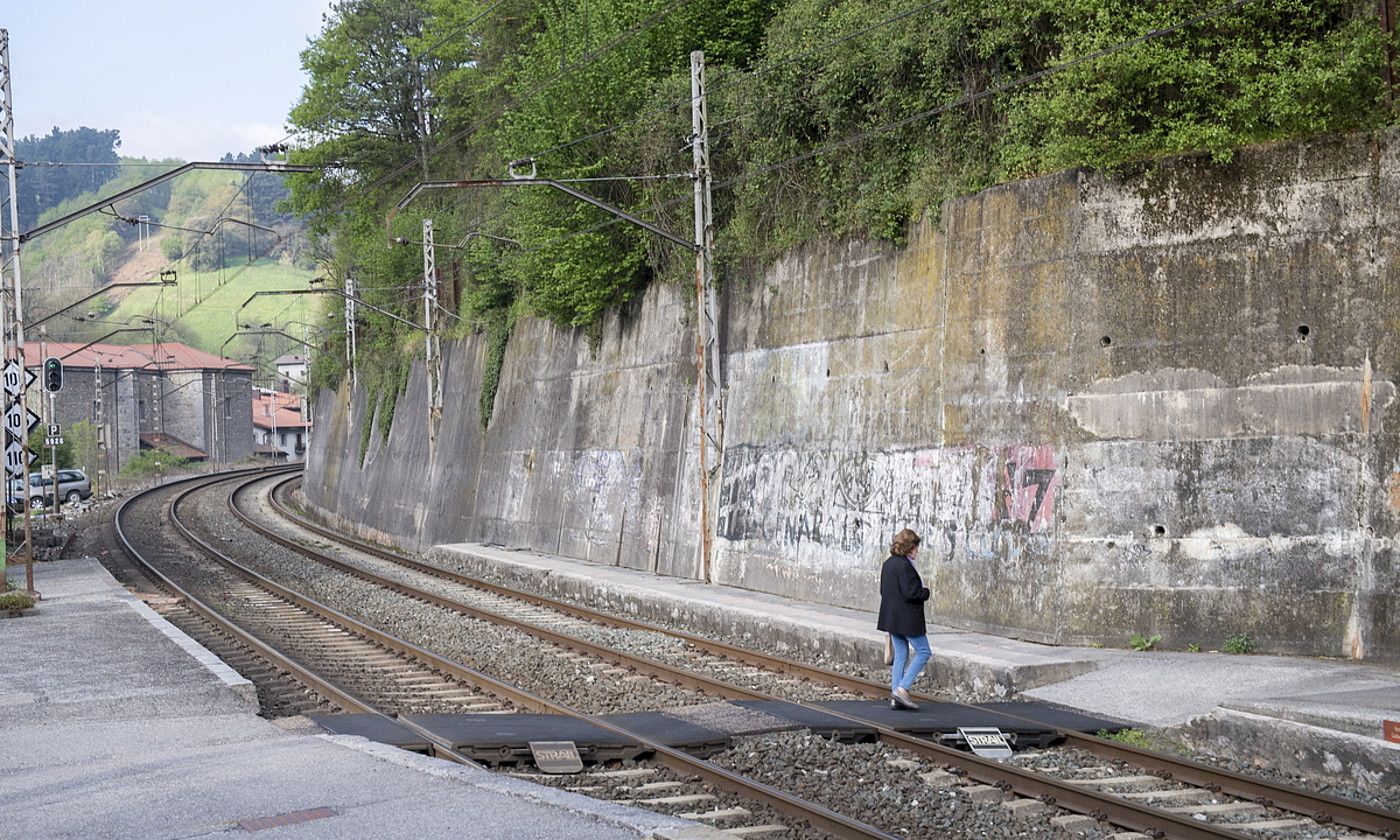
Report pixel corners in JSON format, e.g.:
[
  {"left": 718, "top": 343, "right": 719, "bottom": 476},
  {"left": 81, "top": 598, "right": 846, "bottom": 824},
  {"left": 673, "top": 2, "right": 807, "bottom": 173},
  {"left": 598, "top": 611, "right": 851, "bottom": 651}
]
[
  {"left": 826, "top": 368, "right": 831, "bottom": 377},
  {"left": 1153, "top": 524, "right": 1166, "bottom": 537},
  {"left": 1106, "top": 540, "right": 1116, "bottom": 549},
  {"left": 1100, "top": 336, "right": 1112, "bottom": 347},
  {"left": 1297, "top": 324, "right": 1310, "bottom": 340},
  {"left": 979, "top": 348, "right": 985, "bottom": 355},
  {"left": 883, "top": 361, "right": 889, "bottom": 373}
]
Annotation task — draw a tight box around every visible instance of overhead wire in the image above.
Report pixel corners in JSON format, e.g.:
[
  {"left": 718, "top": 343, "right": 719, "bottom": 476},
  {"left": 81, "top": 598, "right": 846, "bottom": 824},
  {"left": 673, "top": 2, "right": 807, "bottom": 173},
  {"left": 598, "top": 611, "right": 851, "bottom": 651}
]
[{"left": 134, "top": 0, "right": 703, "bottom": 339}]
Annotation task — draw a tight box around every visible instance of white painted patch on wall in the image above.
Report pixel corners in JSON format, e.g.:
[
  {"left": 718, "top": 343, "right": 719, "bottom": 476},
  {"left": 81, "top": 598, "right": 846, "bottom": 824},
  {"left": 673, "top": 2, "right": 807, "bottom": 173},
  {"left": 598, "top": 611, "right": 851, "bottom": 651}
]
[{"left": 1068, "top": 365, "right": 1396, "bottom": 440}]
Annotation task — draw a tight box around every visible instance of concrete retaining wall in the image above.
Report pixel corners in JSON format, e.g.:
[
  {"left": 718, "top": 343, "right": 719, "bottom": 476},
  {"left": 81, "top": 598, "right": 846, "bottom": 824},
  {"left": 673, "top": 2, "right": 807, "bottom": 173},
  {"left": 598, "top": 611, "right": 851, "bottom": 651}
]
[{"left": 306, "top": 129, "right": 1400, "bottom": 661}]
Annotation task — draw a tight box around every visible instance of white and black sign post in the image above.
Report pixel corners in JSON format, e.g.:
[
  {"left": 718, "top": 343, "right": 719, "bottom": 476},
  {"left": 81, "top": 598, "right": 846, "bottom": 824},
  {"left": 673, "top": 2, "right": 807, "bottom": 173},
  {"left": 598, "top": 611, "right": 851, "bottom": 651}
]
[{"left": 1, "top": 28, "right": 37, "bottom": 590}]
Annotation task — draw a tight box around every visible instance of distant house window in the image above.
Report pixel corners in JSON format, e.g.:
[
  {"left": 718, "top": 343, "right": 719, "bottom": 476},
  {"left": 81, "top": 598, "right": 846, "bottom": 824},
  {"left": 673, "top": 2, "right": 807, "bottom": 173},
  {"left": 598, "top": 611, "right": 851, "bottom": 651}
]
[{"left": 280, "top": 432, "right": 287, "bottom": 445}]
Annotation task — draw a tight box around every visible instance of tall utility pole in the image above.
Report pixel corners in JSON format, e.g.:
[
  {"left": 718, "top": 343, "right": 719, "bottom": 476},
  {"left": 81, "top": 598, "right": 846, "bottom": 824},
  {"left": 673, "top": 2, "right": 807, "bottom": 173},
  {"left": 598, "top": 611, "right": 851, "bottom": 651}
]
[
  {"left": 344, "top": 273, "right": 358, "bottom": 387},
  {"left": 691, "top": 50, "right": 723, "bottom": 583},
  {"left": 1, "top": 29, "right": 36, "bottom": 592},
  {"left": 422, "top": 218, "right": 442, "bottom": 444}
]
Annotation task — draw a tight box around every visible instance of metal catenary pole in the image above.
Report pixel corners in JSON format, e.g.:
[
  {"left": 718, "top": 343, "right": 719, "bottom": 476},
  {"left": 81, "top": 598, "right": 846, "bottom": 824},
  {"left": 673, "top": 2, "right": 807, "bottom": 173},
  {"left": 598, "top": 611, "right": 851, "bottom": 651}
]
[
  {"left": 344, "top": 273, "right": 358, "bottom": 388},
  {"left": 1, "top": 29, "right": 36, "bottom": 591},
  {"left": 422, "top": 219, "right": 442, "bottom": 444},
  {"left": 690, "top": 50, "right": 723, "bottom": 583}
]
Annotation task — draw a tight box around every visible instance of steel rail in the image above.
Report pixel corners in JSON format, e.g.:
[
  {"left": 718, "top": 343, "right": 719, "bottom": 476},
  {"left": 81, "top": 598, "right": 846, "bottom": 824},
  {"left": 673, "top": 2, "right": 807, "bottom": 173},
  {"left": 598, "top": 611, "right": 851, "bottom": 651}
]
[
  {"left": 117, "top": 468, "right": 478, "bottom": 766},
  {"left": 228, "top": 479, "right": 773, "bottom": 703},
  {"left": 247, "top": 477, "right": 1256, "bottom": 839},
  {"left": 247, "top": 478, "right": 1254, "bottom": 838},
  {"left": 187, "top": 472, "right": 897, "bottom": 840},
  {"left": 267, "top": 472, "right": 1400, "bottom": 839},
  {"left": 115, "top": 468, "right": 370, "bottom": 717}
]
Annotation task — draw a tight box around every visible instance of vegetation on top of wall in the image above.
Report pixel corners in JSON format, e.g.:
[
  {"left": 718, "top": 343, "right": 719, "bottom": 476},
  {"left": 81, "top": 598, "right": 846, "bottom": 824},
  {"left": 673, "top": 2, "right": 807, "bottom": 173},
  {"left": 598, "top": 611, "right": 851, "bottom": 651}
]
[{"left": 286, "top": 0, "right": 1397, "bottom": 420}]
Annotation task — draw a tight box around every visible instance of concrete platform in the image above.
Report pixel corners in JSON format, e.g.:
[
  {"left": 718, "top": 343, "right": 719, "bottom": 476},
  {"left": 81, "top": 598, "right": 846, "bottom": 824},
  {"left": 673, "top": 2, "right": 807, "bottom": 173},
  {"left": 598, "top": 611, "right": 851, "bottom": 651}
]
[
  {"left": 1, "top": 557, "right": 722, "bottom": 840},
  {"left": 431, "top": 542, "right": 1400, "bottom": 792}
]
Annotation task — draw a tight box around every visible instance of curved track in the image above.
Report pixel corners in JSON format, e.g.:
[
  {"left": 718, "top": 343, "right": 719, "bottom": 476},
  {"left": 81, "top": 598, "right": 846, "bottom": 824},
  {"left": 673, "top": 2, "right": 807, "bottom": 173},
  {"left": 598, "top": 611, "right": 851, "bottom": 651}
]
[
  {"left": 119, "top": 469, "right": 902, "bottom": 840},
  {"left": 241, "top": 471, "right": 1400, "bottom": 840}
]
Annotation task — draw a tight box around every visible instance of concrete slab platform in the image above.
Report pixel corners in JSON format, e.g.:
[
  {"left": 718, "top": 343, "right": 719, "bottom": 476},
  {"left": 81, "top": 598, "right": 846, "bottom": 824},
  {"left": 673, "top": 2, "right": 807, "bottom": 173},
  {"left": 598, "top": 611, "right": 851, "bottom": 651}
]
[
  {"left": 429, "top": 543, "right": 1099, "bottom": 696},
  {"left": 432, "top": 542, "right": 1400, "bottom": 793},
  {"left": 2, "top": 558, "right": 723, "bottom": 840}
]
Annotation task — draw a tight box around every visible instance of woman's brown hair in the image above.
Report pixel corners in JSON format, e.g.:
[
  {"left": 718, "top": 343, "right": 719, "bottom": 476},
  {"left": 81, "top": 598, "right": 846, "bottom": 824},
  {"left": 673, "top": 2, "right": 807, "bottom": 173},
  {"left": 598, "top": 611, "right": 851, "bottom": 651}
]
[{"left": 890, "top": 528, "right": 922, "bottom": 557}]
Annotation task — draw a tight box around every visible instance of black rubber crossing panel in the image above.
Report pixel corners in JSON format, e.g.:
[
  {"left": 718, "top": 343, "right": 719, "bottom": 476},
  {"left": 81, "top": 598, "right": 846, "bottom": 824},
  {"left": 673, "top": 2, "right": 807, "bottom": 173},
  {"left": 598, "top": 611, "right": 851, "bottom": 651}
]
[
  {"left": 730, "top": 700, "right": 879, "bottom": 742},
  {"left": 402, "top": 713, "right": 645, "bottom": 765},
  {"left": 813, "top": 700, "right": 1115, "bottom": 748},
  {"left": 598, "top": 711, "right": 732, "bottom": 757},
  {"left": 310, "top": 714, "right": 433, "bottom": 754}
]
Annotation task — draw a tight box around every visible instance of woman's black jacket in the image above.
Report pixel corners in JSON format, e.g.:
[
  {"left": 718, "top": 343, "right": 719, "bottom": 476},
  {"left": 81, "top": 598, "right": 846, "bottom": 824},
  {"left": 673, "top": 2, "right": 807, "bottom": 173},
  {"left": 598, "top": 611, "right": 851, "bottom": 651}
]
[{"left": 876, "top": 554, "right": 930, "bottom": 636}]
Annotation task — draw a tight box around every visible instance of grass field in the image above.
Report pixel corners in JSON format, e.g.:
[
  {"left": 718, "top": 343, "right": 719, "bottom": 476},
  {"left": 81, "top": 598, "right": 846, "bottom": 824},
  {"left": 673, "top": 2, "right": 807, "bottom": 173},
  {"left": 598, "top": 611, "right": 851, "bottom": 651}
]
[{"left": 103, "top": 259, "right": 327, "bottom": 367}]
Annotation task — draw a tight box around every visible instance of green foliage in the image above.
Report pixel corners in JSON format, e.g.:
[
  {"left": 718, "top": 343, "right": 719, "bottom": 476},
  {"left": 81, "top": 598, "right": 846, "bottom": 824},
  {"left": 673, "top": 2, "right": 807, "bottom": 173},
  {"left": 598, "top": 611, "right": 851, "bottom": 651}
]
[
  {"left": 1129, "top": 632, "right": 1162, "bottom": 652},
  {"left": 118, "top": 451, "right": 192, "bottom": 478},
  {"left": 1186, "top": 643, "right": 1201, "bottom": 653},
  {"left": 0, "top": 589, "right": 36, "bottom": 612},
  {"left": 1094, "top": 727, "right": 1187, "bottom": 754},
  {"left": 1224, "top": 633, "right": 1255, "bottom": 654},
  {"left": 14, "top": 127, "right": 121, "bottom": 224},
  {"left": 285, "top": 0, "right": 1396, "bottom": 418},
  {"left": 478, "top": 307, "right": 517, "bottom": 429},
  {"left": 64, "top": 421, "right": 100, "bottom": 481},
  {"left": 26, "top": 428, "right": 73, "bottom": 471}
]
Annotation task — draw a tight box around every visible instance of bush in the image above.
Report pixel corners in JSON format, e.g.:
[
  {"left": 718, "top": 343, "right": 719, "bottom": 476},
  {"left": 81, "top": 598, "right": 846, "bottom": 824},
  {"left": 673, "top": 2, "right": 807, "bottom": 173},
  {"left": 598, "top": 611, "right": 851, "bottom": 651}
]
[
  {"left": 119, "top": 451, "right": 192, "bottom": 478},
  {"left": 1224, "top": 633, "right": 1255, "bottom": 655},
  {"left": 1129, "top": 633, "right": 1162, "bottom": 651},
  {"left": 0, "top": 590, "right": 36, "bottom": 612}
]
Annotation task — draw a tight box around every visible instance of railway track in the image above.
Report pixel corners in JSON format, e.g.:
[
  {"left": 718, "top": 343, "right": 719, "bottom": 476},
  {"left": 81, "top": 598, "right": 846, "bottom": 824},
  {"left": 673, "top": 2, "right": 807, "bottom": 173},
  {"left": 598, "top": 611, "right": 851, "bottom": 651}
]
[
  {"left": 120, "top": 468, "right": 900, "bottom": 839},
  {"left": 221, "top": 470, "right": 1399, "bottom": 840}
]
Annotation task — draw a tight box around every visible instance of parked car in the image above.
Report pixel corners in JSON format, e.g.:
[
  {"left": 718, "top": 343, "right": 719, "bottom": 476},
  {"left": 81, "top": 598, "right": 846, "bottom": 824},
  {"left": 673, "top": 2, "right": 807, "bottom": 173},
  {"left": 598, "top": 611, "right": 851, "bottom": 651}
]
[{"left": 6, "top": 468, "right": 92, "bottom": 511}]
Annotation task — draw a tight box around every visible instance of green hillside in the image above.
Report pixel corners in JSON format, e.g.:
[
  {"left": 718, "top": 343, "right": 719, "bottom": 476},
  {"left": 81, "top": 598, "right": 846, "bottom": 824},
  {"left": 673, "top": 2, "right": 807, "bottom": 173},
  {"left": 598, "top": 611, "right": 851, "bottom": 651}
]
[
  {"left": 103, "top": 259, "right": 323, "bottom": 364},
  {"left": 25, "top": 157, "right": 319, "bottom": 374}
]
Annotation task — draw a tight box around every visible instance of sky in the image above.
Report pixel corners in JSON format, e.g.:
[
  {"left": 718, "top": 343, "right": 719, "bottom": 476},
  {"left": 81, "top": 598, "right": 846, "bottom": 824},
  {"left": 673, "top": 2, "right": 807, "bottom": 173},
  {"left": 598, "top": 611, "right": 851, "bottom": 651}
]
[{"left": 4, "top": 0, "right": 335, "bottom": 161}]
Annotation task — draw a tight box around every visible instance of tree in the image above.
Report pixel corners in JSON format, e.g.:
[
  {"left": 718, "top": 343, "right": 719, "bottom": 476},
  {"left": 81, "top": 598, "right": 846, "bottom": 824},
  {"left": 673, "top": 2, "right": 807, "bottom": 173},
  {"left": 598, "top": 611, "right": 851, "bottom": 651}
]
[{"left": 14, "top": 127, "right": 121, "bottom": 226}]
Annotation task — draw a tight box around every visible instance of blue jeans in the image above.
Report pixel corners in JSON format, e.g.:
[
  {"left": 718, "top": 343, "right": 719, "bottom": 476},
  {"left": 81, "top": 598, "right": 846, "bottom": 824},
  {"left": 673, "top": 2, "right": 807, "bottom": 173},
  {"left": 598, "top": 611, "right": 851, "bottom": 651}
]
[{"left": 890, "top": 633, "right": 931, "bottom": 693}]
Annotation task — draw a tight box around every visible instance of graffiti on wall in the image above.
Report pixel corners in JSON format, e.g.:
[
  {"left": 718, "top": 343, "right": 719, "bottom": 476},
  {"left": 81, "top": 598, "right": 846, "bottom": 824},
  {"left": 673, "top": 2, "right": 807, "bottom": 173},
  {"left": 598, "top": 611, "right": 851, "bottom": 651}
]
[{"left": 717, "top": 443, "right": 1061, "bottom": 553}]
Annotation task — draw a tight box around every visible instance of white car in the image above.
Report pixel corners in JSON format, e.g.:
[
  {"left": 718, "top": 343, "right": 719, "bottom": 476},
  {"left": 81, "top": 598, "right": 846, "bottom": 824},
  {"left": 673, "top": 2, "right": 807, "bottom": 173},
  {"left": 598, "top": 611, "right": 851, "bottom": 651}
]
[{"left": 6, "top": 468, "right": 92, "bottom": 510}]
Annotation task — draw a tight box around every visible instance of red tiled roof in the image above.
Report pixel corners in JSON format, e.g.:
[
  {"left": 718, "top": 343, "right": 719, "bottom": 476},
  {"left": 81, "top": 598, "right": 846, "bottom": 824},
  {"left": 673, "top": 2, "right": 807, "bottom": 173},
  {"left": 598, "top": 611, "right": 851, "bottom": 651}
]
[
  {"left": 24, "top": 341, "right": 254, "bottom": 372},
  {"left": 139, "top": 433, "right": 208, "bottom": 461},
  {"left": 252, "top": 391, "right": 309, "bottom": 430}
]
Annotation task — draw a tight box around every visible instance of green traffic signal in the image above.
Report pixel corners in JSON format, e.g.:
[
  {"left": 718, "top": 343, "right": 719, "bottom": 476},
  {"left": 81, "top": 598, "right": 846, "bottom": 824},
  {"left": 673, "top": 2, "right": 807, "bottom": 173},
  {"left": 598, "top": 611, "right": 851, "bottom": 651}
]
[{"left": 43, "top": 356, "right": 62, "bottom": 392}]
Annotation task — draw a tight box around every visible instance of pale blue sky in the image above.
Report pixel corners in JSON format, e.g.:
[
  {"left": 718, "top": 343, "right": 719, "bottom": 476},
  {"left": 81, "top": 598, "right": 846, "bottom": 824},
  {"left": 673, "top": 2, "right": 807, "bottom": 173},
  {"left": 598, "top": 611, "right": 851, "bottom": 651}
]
[{"left": 4, "top": 0, "right": 334, "bottom": 160}]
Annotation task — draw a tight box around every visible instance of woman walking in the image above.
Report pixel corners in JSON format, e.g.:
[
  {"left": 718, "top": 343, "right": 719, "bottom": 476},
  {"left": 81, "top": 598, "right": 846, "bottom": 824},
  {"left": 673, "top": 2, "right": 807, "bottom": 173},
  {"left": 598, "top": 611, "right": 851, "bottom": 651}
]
[{"left": 877, "top": 528, "right": 931, "bottom": 710}]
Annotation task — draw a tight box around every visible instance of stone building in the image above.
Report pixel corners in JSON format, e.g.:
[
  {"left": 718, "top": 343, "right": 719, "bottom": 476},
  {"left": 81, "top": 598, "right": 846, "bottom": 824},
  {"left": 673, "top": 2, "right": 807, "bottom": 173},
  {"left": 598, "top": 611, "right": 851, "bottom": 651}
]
[
  {"left": 24, "top": 341, "right": 255, "bottom": 479},
  {"left": 252, "top": 389, "right": 310, "bottom": 461}
]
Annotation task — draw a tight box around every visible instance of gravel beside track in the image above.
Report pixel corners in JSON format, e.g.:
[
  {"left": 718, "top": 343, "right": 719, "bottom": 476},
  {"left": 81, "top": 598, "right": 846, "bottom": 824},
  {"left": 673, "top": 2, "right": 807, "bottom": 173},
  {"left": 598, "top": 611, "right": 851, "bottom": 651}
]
[
  {"left": 712, "top": 730, "right": 1114, "bottom": 840},
  {"left": 244, "top": 478, "right": 868, "bottom": 705},
  {"left": 132, "top": 473, "right": 1397, "bottom": 839},
  {"left": 509, "top": 761, "right": 831, "bottom": 840},
  {"left": 101, "top": 478, "right": 335, "bottom": 717},
  {"left": 182, "top": 476, "right": 716, "bottom": 715}
]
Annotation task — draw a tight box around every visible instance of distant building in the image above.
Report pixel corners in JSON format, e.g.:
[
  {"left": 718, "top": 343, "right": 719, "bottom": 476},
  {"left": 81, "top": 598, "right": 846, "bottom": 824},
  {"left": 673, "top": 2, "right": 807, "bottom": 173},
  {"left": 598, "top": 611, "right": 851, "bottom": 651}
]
[
  {"left": 274, "top": 354, "right": 307, "bottom": 393},
  {"left": 25, "top": 341, "right": 256, "bottom": 479},
  {"left": 252, "top": 389, "right": 310, "bottom": 461}
]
